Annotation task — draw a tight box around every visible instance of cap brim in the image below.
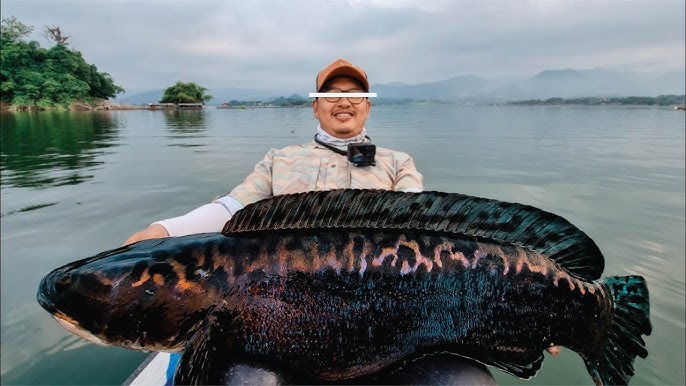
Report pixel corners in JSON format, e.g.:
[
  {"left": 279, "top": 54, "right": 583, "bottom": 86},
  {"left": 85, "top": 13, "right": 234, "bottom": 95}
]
[{"left": 318, "top": 67, "right": 369, "bottom": 92}]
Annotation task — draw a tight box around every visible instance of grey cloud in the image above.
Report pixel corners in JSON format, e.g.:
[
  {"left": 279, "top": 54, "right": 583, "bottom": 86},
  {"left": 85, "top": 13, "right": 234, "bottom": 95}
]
[{"left": 2, "top": 0, "right": 683, "bottom": 91}]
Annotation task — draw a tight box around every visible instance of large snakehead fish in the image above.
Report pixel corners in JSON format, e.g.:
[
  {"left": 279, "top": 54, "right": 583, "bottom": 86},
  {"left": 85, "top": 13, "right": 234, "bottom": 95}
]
[{"left": 37, "top": 189, "right": 651, "bottom": 385}]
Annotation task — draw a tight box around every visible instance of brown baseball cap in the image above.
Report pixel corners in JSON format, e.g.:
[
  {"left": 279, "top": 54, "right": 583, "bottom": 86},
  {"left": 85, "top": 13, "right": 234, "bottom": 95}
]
[{"left": 316, "top": 58, "right": 370, "bottom": 92}]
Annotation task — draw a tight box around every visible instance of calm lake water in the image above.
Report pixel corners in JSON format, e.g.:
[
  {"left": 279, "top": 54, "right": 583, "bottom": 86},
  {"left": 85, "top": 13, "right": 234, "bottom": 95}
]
[{"left": 1, "top": 105, "right": 684, "bottom": 385}]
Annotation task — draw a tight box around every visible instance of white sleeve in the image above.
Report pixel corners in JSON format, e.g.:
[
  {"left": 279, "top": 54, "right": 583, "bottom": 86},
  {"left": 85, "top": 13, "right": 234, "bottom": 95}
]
[
  {"left": 152, "top": 196, "right": 245, "bottom": 237},
  {"left": 401, "top": 187, "right": 423, "bottom": 193}
]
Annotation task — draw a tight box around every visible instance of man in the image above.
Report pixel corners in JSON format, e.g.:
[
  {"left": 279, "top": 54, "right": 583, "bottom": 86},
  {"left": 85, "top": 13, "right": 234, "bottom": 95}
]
[
  {"left": 125, "top": 58, "right": 422, "bottom": 244},
  {"left": 125, "top": 58, "right": 499, "bottom": 385}
]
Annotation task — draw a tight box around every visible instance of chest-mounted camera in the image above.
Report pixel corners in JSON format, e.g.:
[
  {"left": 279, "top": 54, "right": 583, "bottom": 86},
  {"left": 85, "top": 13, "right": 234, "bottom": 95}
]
[{"left": 314, "top": 135, "right": 376, "bottom": 167}]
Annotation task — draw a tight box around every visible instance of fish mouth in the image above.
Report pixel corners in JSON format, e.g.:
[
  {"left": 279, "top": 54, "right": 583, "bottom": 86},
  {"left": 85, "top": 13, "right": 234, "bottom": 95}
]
[
  {"left": 52, "top": 312, "right": 107, "bottom": 346},
  {"left": 36, "top": 271, "right": 107, "bottom": 346}
]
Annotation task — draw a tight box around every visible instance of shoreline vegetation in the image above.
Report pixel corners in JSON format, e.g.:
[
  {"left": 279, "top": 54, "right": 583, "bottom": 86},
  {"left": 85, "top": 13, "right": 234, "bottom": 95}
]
[
  {"left": 2, "top": 94, "right": 685, "bottom": 113},
  {"left": 503, "top": 95, "right": 685, "bottom": 107},
  {"left": 0, "top": 100, "right": 146, "bottom": 112}
]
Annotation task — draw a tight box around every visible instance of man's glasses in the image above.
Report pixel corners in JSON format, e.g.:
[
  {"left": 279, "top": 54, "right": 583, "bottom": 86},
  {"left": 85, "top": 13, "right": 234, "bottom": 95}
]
[{"left": 309, "top": 89, "right": 378, "bottom": 104}]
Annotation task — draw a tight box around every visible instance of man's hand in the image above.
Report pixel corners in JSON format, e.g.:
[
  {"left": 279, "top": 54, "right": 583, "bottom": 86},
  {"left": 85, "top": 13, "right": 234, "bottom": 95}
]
[
  {"left": 123, "top": 224, "right": 169, "bottom": 246},
  {"left": 546, "top": 345, "right": 562, "bottom": 356}
]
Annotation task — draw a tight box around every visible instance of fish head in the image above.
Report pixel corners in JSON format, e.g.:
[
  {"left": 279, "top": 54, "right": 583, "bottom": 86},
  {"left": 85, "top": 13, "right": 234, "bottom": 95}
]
[{"left": 37, "top": 237, "right": 221, "bottom": 352}]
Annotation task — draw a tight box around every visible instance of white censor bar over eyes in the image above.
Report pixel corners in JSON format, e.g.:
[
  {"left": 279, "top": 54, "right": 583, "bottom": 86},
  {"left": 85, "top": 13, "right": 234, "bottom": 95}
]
[{"left": 309, "top": 92, "right": 378, "bottom": 98}]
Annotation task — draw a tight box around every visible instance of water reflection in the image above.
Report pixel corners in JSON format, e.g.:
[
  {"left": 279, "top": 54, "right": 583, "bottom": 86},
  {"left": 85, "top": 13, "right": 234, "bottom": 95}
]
[
  {"left": 0, "top": 112, "right": 120, "bottom": 189},
  {"left": 163, "top": 110, "right": 207, "bottom": 148}
]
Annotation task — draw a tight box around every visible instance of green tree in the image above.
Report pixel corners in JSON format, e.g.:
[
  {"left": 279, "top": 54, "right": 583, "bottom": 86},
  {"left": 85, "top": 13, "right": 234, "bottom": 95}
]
[
  {"left": 159, "top": 81, "right": 213, "bottom": 104},
  {"left": 0, "top": 16, "right": 33, "bottom": 45},
  {"left": 0, "top": 16, "right": 124, "bottom": 109}
]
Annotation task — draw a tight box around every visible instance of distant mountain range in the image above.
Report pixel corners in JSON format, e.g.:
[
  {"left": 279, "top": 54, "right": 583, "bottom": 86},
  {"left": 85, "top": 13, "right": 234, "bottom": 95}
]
[{"left": 114, "top": 68, "right": 685, "bottom": 105}]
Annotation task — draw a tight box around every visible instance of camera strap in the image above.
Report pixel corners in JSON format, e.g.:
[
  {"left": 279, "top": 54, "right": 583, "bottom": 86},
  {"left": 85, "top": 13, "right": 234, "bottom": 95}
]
[{"left": 313, "top": 135, "right": 348, "bottom": 156}]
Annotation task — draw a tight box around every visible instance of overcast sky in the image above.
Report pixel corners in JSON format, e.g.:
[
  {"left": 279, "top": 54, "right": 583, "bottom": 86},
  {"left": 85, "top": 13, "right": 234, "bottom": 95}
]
[{"left": 2, "top": 1, "right": 684, "bottom": 92}]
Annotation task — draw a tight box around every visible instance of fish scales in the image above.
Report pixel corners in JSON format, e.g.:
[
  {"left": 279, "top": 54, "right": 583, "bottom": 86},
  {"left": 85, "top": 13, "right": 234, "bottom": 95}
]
[
  {"left": 44, "top": 230, "right": 604, "bottom": 377},
  {"left": 160, "top": 230, "right": 606, "bottom": 379},
  {"left": 37, "top": 189, "right": 651, "bottom": 385}
]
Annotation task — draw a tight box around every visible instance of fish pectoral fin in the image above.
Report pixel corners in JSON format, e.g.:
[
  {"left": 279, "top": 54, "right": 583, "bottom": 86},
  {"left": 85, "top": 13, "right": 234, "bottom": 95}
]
[
  {"left": 173, "top": 309, "right": 298, "bottom": 385},
  {"left": 486, "top": 352, "right": 544, "bottom": 380},
  {"left": 174, "top": 310, "right": 237, "bottom": 385}
]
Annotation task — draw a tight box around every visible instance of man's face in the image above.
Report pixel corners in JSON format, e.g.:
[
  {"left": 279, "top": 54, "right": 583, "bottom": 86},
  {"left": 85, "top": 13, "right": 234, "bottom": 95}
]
[{"left": 313, "top": 77, "right": 371, "bottom": 138}]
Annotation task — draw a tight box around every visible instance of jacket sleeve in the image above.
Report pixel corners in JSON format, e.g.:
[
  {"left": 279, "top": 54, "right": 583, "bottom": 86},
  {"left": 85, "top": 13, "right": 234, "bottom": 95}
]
[
  {"left": 392, "top": 154, "right": 424, "bottom": 192},
  {"left": 226, "top": 149, "right": 275, "bottom": 206}
]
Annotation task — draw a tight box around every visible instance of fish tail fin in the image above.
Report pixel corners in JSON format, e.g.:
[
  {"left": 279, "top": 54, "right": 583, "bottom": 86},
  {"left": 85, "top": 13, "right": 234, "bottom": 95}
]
[{"left": 583, "top": 276, "right": 652, "bottom": 385}]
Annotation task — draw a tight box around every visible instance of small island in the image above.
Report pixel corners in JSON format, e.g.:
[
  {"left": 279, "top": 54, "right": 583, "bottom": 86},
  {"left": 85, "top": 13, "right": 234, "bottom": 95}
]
[
  {"left": 1, "top": 16, "right": 127, "bottom": 111},
  {"left": 1, "top": 17, "right": 214, "bottom": 112}
]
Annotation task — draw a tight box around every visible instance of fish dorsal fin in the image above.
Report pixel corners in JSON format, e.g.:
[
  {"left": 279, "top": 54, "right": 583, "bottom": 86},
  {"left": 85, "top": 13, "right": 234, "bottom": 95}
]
[{"left": 222, "top": 189, "right": 604, "bottom": 280}]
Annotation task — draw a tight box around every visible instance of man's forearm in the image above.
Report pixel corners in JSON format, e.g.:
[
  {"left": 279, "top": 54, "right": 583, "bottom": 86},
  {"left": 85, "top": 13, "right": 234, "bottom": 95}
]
[{"left": 153, "top": 196, "right": 245, "bottom": 236}]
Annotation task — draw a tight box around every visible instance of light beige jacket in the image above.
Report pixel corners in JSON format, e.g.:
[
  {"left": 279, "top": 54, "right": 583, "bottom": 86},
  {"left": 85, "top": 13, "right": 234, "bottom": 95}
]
[{"left": 227, "top": 141, "right": 424, "bottom": 206}]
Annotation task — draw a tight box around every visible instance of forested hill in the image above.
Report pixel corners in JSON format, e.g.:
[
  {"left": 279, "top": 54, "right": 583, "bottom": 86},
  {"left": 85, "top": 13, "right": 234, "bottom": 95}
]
[{"left": 1, "top": 16, "right": 124, "bottom": 110}]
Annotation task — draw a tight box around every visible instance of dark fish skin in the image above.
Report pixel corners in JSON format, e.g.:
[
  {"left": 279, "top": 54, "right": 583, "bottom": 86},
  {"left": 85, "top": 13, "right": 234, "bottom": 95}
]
[
  {"left": 38, "top": 230, "right": 640, "bottom": 383},
  {"left": 36, "top": 190, "right": 651, "bottom": 385},
  {"left": 37, "top": 236, "right": 221, "bottom": 352}
]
